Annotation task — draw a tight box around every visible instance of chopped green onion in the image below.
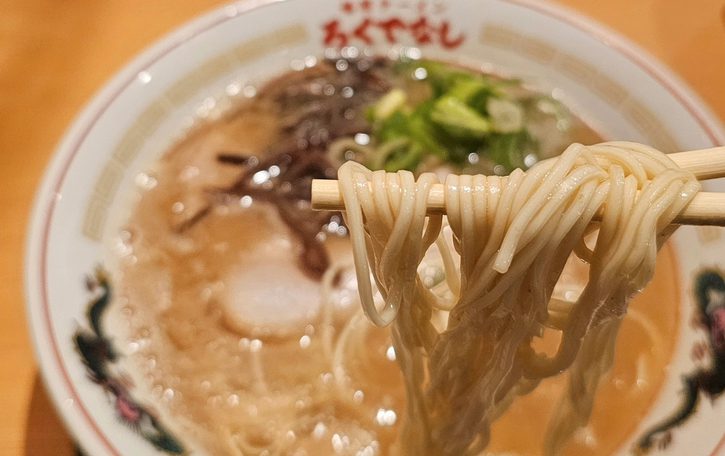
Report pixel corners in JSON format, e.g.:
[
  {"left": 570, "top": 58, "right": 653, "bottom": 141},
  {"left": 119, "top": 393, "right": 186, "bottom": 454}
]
[
  {"left": 430, "top": 96, "right": 491, "bottom": 139},
  {"left": 487, "top": 98, "right": 524, "bottom": 133},
  {"left": 372, "top": 88, "right": 407, "bottom": 121},
  {"left": 363, "top": 59, "right": 563, "bottom": 174}
]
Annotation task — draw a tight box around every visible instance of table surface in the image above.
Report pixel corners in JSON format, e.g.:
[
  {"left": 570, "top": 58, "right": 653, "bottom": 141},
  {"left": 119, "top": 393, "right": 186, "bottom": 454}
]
[{"left": 2, "top": 0, "right": 724, "bottom": 454}]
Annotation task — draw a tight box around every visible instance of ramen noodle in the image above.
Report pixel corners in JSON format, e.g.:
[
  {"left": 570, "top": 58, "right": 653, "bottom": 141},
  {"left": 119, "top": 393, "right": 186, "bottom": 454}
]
[{"left": 338, "top": 142, "right": 698, "bottom": 455}]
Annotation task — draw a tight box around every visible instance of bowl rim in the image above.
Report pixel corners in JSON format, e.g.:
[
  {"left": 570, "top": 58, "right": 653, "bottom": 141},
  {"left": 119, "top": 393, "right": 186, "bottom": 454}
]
[{"left": 24, "top": 0, "right": 725, "bottom": 455}]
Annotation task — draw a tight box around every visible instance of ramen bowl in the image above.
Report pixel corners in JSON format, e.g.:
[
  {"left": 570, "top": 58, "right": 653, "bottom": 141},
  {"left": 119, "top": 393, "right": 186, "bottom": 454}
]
[{"left": 25, "top": 0, "right": 725, "bottom": 455}]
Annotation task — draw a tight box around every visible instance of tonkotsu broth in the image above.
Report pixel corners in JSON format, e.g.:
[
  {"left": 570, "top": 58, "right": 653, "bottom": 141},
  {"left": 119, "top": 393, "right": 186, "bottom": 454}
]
[{"left": 117, "top": 57, "right": 680, "bottom": 455}]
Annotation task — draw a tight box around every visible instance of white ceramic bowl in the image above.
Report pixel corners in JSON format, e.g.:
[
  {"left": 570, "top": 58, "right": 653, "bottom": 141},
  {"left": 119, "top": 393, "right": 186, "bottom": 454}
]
[{"left": 25, "top": 0, "right": 725, "bottom": 454}]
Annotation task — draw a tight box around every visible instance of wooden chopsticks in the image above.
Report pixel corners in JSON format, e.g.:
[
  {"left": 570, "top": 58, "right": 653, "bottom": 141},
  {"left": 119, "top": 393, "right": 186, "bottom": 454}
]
[
  {"left": 310, "top": 146, "right": 725, "bottom": 227},
  {"left": 668, "top": 147, "right": 725, "bottom": 180}
]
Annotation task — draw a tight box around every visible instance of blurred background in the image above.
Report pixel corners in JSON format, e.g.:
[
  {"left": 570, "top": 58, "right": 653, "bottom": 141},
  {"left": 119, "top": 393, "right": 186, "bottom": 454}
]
[{"left": 1, "top": 1, "right": 724, "bottom": 454}]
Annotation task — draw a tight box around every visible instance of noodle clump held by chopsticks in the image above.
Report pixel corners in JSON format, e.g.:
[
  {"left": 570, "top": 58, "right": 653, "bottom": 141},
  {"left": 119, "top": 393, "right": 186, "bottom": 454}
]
[{"left": 337, "top": 141, "right": 700, "bottom": 455}]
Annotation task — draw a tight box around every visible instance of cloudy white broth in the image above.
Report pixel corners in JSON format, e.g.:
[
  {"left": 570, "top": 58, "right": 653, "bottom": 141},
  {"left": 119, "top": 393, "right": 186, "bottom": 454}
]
[{"left": 117, "top": 54, "right": 680, "bottom": 455}]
